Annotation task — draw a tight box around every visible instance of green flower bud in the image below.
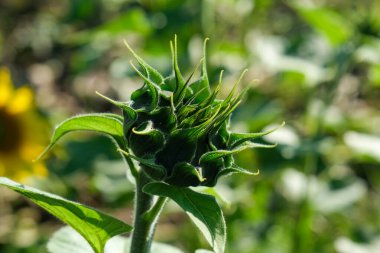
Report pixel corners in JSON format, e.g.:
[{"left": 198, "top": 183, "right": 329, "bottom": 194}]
[{"left": 102, "top": 36, "right": 281, "bottom": 187}]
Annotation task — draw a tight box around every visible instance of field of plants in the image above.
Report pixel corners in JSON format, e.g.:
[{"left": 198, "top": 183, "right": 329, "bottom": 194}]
[{"left": 1, "top": 0, "right": 380, "bottom": 252}]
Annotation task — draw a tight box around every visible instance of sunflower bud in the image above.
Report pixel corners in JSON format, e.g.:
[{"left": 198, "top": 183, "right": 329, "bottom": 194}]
[{"left": 102, "top": 36, "right": 280, "bottom": 187}]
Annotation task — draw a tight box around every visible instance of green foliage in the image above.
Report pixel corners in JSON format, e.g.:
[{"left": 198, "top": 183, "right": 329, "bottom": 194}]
[
  {"left": 108, "top": 37, "right": 276, "bottom": 188},
  {"left": 47, "top": 226, "right": 185, "bottom": 253},
  {"left": 3, "top": 1, "right": 380, "bottom": 252},
  {"left": 38, "top": 113, "right": 125, "bottom": 160},
  {"left": 0, "top": 178, "right": 132, "bottom": 253},
  {"left": 0, "top": 36, "right": 277, "bottom": 253},
  {"left": 296, "top": 6, "right": 353, "bottom": 45},
  {"left": 144, "top": 182, "right": 226, "bottom": 253}
]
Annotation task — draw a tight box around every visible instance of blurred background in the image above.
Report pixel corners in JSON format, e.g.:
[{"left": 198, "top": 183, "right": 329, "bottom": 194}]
[{"left": 1, "top": 0, "right": 380, "bottom": 252}]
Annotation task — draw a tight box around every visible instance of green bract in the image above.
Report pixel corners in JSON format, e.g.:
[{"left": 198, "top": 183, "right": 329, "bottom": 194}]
[{"left": 98, "top": 36, "right": 280, "bottom": 188}]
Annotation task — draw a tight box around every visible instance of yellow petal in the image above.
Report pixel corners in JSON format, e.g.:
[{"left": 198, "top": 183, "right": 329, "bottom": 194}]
[
  {"left": 6, "top": 86, "right": 34, "bottom": 114},
  {"left": 0, "top": 67, "right": 14, "bottom": 107}
]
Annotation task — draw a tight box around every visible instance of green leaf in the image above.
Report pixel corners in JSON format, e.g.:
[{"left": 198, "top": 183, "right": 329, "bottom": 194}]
[
  {"left": 145, "top": 106, "right": 177, "bottom": 132},
  {"left": 228, "top": 122, "right": 285, "bottom": 148},
  {"left": 117, "top": 149, "right": 166, "bottom": 180},
  {"left": 143, "top": 182, "right": 226, "bottom": 253},
  {"left": 295, "top": 6, "right": 353, "bottom": 45},
  {"left": 124, "top": 41, "right": 165, "bottom": 85},
  {"left": 174, "top": 59, "right": 201, "bottom": 107},
  {"left": 95, "top": 9, "right": 151, "bottom": 35},
  {"left": 129, "top": 123, "right": 165, "bottom": 158},
  {"left": 170, "top": 36, "right": 186, "bottom": 98},
  {"left": 217, "top": 163, "right": 258, "bottom": 179},
  {"left": 200, "top": 157, "right": 224, "bottom": 187},
  {"left": 62, "top": 10, "right": 152, "bottom": 45},
  {"left": 190, "top": 38, "right": 211, "bottom": 103},
  {"left": 0, "top": 178, "right": 132, "bottom": 253},
  {"left": 199, "top": 70, "right": 223, "bottom": 109},
  {"left": 130, "top": 83, "right": 159, "bottom": 112},
  {"left": 130, "top": 61, "right": 160, "bottom": 111},
  {"left": 156, "top": 129, "right": 198, "bottom": 171},
  {"left": 47, "top": 226, "right": 184, "bottom": 253},
  {"left": 38, "top": 113, "right": 125, "bottom": 160},
  {"left": 95, "top": 92, "right": 138, "bottom": 143},
  {"left": 200, "top": 142, "right": 276, "bottom": 166},
  {"left": 165, "top": 162, "right": 205, "bottom": 187},
  {"left": 199, "top": 143, "right": 260, "bottom": 164}
]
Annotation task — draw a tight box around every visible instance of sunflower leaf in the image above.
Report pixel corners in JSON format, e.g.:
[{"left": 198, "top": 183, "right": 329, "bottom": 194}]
[
  {"left": 143, "top": 182, "right": 226, "bottom": 253},
  {"left": 37, "top": 113, "right": 125, "bottom": 160},
  {"left": 0, "top": 177, "right": 132, "bottom": 253}
]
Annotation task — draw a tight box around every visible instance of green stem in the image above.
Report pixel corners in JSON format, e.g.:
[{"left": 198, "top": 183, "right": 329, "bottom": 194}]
[
  {"left": 123, "top": 154, "right": 139, "bottom": 179},
  {"left": 128, "top": 169, "right": 166, "bottom": 253},
  {"left": 144, "top": 196, "right": 168, "bottom": 222}
]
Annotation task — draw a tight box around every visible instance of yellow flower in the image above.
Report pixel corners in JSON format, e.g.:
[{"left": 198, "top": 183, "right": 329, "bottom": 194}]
[{"left": 0, "top": 67, "right": 49, "bottom": 182}]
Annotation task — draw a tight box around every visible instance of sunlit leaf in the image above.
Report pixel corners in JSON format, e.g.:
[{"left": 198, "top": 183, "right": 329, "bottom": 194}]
[
  {"left": 38, "top": 113, "right": 125, "bottom": 160},
  {"left": 200, "top": 142, "right": 275, "bottom": 164},
  {"left": 63, "top": 10, "right": 152, "bottom": 45},
  {"left": 0, "top": 178, "right": 132, "bottom": 253},
  {"left": 124, "top": 40, "right": 165, "bottom": 85},
  {"left": 295, "top": 6, "right": 353, "bottom": 45}
]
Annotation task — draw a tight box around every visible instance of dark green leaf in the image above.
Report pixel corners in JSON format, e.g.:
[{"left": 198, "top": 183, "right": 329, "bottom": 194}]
[
  {"left": 143, "top": 182, "right": 226, "bottom": 253},
  {"left": 156, "top": 129, "right": 197, "bottom": 171},
  {"left": 0, "top": 178, "right": 132, "bottom": 253},
  {"left": 165, "top": 162, "right": 205, "bottom": 187},
  {"left": 138, "top": 106, "right": 177, "bottom": 133},
  {"left": 129, "top": 123, "right": 165, "bottom": 158},
  {"left": 118, "top": 149, "right": 166, "bottom": 180},
  {"left": 201, "top": 158, "right": 224, "bottom": 187}
]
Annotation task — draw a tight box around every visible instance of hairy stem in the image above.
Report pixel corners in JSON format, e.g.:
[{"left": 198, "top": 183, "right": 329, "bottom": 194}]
[{"left": 128, "top": 169, "right": 166, "bottom": 253}]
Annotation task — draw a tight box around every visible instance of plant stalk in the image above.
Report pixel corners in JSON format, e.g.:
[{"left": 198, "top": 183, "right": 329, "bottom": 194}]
[{"left": 128, "top": 169, "right": 166, "bottom": 253}]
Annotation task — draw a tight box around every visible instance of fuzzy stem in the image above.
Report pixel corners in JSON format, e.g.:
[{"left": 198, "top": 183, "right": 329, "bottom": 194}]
[
  {"left": 128, "top": 169, "right": 166, "bottom": 253},
  {"left": 144, "top": 196, "right": 168, "bottom": 223}
]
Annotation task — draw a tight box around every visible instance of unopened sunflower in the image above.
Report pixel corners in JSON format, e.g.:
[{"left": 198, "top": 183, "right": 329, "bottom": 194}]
[{"left": 0, "top": 67, "right": 49, "bottom": 182}]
